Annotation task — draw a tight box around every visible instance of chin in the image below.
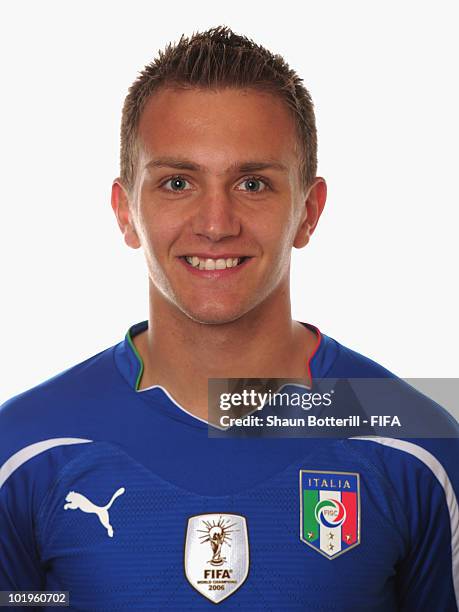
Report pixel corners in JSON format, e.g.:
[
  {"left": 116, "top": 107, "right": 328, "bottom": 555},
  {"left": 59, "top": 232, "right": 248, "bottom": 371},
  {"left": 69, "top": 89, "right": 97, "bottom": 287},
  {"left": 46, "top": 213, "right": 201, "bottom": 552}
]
[
  {"left": 178, "top": 301, "right": 251, "bottom": 326},
  {"left": 184, "top": 310, "right": 244, "bottom": 326}
]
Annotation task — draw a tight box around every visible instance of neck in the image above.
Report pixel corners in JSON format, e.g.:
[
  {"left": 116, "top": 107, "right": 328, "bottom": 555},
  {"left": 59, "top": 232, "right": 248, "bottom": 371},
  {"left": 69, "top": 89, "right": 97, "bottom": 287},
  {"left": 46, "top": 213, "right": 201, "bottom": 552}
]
[{"left": 133, "top": 280, "right": 318, "bottom": 421}]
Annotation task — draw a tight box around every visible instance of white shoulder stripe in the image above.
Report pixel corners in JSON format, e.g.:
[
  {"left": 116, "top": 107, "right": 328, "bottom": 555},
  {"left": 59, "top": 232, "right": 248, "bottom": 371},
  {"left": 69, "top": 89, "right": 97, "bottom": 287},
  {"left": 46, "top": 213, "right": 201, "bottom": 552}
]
[
  {"left": 352, "top": 436, "right": 459, "bottom": 605},
  {"left": 0, "top": 437, "right": 93, "bottom": 490}
]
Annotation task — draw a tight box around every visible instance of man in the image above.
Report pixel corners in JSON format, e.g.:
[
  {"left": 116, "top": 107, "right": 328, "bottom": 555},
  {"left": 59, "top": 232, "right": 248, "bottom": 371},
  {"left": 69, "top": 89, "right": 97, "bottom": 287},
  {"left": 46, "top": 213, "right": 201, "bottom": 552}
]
[{"left": 0, "top": 26, "right": 457, "bottom": 611}]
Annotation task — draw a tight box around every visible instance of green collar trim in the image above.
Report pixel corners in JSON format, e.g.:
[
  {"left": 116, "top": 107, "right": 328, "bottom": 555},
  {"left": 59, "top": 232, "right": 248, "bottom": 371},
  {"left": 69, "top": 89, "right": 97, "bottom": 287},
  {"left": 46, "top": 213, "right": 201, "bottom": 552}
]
[{"left": 126, "top": 328, "right": 144, "bottom": 391}]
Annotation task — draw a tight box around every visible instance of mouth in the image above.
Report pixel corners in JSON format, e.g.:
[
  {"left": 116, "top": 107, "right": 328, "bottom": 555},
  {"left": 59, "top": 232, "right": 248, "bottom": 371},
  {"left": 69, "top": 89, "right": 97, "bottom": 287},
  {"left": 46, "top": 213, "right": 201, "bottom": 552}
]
[{"left": 180, "top": 255, "right": 249, "bottom": 271}]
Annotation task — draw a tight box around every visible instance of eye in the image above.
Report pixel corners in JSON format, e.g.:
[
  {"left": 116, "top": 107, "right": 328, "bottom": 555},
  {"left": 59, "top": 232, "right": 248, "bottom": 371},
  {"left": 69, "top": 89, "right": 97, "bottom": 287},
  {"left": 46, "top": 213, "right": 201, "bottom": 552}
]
[
  {"left": 161, "top": 176, "right": 191, "bottom": 191},
  {"left": 236, "top": 176, "right": 270, "bottom": 193}
]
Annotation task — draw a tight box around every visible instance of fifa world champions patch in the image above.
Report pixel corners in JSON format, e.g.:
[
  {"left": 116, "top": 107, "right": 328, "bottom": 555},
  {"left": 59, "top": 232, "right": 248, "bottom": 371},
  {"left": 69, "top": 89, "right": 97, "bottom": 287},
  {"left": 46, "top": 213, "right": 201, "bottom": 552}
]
[
  {"left": 300, "top": 470, "right": 360, "bottom": 559},
  {"left": 184, "top": 513, "right": 249, "bottom": 604}
]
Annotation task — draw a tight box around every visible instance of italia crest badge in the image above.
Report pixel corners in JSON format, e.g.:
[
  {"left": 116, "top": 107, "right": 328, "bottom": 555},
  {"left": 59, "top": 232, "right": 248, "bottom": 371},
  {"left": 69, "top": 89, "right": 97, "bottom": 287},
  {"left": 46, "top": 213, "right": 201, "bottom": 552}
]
[{"left": 300, "top": 470, "right": 360, "bottom": 559}]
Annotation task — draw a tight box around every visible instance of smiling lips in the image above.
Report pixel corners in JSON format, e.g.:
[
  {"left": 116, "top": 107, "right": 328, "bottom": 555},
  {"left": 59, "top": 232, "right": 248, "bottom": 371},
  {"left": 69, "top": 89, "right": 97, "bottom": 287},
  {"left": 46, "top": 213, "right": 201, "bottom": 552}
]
[{"left": 180, "top": 255, "right": 250, "bottom": 272}]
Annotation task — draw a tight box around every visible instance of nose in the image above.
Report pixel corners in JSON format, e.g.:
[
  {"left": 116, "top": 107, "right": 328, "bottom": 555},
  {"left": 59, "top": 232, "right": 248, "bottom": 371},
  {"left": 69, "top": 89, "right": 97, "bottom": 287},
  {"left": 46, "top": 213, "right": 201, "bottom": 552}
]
[{"left": 191, "top": 188, "right": 241, "bottom": 242}]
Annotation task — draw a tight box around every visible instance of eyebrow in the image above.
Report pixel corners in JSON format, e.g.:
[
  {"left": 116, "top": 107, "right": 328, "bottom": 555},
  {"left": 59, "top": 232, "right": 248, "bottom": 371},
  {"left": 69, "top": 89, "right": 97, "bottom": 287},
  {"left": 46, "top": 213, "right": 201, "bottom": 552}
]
[{"left": 145, "top": 157, "right": 288, "bottom": 174}]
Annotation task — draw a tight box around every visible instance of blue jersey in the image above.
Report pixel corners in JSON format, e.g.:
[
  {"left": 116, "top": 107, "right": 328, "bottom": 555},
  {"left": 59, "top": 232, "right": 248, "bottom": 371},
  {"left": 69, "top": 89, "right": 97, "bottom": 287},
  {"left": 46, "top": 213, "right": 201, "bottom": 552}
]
[{"left": 1, "top": 321, "right": 458, "bottom": 611}]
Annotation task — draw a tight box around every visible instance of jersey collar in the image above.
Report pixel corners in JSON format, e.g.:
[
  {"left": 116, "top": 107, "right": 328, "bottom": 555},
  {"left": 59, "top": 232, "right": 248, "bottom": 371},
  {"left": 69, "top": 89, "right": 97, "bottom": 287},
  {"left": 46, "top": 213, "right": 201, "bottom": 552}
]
[{"left": 115, "top": 319, "right": 337, "bottom": 393}]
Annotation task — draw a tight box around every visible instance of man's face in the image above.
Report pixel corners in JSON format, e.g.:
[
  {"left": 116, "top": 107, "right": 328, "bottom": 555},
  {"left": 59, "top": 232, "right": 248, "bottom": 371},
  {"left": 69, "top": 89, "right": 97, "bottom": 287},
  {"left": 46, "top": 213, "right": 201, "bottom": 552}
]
[{"left": 120, "top": 87, "right": 323, "bottom": 324}]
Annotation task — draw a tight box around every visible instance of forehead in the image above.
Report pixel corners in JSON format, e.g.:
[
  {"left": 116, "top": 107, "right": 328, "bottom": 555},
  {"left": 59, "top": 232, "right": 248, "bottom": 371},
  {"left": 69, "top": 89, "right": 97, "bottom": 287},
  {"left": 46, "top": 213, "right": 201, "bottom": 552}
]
[{"left": 137, "top": 87, "right": 299, "bottom": 171}]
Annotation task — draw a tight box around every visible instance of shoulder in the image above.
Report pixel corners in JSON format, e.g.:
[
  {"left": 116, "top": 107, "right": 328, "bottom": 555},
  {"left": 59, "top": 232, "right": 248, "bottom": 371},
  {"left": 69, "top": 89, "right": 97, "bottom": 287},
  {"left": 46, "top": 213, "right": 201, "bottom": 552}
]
[
  {"left": 345, "top": 436, "right": 459, "bottom": 491},
  {"left": 316, "top": 329, "right": 458, "bottom": 435},
  {"left": 315, "top": 328, "right": 459, "bottom": 500},
  {"left": 315, "top": 330, "right": 397, "bottom": 378},
  {"left": 0, "top": 344, "right": 123, "bottom": 589},
  {"left": 0, "top": 344, "right": 118, "bottom": 469}
]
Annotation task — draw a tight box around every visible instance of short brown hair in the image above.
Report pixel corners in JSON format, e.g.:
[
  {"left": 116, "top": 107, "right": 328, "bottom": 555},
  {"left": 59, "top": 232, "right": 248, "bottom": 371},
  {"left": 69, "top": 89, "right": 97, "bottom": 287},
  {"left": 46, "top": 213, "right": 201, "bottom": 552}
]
[{"left": 120, "top": 26, "right": 317, "bottom": 194}]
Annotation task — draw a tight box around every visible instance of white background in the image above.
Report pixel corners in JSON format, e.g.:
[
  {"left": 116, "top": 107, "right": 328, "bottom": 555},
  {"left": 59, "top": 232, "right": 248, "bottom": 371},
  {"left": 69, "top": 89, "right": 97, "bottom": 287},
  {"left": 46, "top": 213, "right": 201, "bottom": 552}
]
[{"left": 1, "top": 0, "right": 458, "bottom": 404}]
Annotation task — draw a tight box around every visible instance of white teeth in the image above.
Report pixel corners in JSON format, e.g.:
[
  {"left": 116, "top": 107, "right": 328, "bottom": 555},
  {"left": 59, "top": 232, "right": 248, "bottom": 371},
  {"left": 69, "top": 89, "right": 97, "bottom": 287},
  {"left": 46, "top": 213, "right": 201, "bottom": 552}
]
[{"left": 184, "top": 256, "right": 243, "bottom": 269}]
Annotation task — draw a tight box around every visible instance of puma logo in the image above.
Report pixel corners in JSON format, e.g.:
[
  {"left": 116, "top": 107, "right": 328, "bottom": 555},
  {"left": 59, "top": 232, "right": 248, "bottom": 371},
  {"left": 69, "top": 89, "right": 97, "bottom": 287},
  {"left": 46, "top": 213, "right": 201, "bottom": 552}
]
[{"left": 63, "top": 487, "right": 125, "bottom": 538}]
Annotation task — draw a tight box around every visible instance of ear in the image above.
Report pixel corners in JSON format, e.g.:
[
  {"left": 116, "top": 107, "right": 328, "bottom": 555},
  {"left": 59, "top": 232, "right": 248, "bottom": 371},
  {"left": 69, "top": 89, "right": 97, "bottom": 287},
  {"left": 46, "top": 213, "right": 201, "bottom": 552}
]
[
  {"left": 111, "top": 179, "right": 141, "bottom": 249},
  {"left": 293, "top": 177, "right": 327, "bottom": 249}
]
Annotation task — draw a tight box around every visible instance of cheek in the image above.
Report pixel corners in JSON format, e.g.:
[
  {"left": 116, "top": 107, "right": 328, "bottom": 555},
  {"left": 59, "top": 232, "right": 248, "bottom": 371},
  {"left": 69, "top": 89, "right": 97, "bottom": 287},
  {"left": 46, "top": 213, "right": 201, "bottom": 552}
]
[
  {"left": 137, "top": 207, "right": 183, "bottom": 261},
  {"left": 257, "top": 214, "right": 296, "bottom": 260}
]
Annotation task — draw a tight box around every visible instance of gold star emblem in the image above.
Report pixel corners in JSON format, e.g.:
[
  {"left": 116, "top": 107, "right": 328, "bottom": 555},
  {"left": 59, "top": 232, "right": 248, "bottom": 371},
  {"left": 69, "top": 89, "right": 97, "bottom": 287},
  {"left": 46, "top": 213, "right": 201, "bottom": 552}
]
[
  {"left": 345, "top": 534, "right": 351, "bottom": 542},
  {"left": 328, "top": 532, "right": 334, "bottom": 540},
  {"left": 328, "top": 543, "right": 334, "bottom": 551},
  {"left": 307, "top": 531, "right": 314, "bottom": 539}
]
